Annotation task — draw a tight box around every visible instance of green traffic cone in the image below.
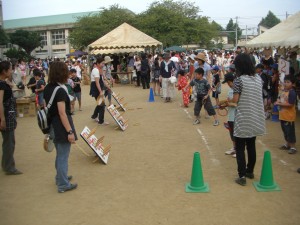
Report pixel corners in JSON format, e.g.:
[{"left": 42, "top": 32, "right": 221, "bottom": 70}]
[
  {"left": 185, "top": 152, "right": 209, "bottom": 193},
  {"left": 253, "top": 150, "right": 281, "bottom": 192}
]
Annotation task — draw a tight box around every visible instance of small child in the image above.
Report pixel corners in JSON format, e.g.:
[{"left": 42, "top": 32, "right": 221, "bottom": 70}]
[
  {"left": 34, "top": 69, "right": 45, "bottom": 109},
  {"left": 70, "top": 68, "right": 82, "bottom": 111},
  {"left": 275, "top": 75, "right": 297, "bottom": 154},
  {"left": 222, "top": 73, "right": 237, "bottom": 158},
  {"left": 152, "top": 57, "right": 161, "bottom": 96},
  {"left": 176, "top": 70, "right": 189, "bottom": 107},
  {"left": 211, "top": 65, "right": 221, "bottom": 107},
  {"left": 184, "top": 68, "right": 219, "bottom": 126}
]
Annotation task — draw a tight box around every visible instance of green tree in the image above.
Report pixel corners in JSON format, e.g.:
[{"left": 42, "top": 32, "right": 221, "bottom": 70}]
[
  {"left": 4, "top": 48, "right": 28, "bottom": 60},
  {"left": 0, "top": 27, "right": 9, "bottom": 45},
  {"left": 69, "top": 4, "right": 136, "bottom": 49},
  {"left": 136, "top": 0, "right": 219, "bottom": 48},
  {"left": 226, "top": 18, "right": 242, "bottom": 45},
  {"left": 259, "top": 11, "right": 281, "bottom": 28},
  {"left": 9, "top": 30, "right": 42, "bottom": 55}
]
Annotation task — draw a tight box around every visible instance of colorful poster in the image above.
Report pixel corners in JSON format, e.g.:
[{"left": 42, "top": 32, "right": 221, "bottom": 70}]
[
  {"left": 112, "top": 92, "right": 126, "bottom": 111},
  {"left": 80, "top": 126, "right": 110, "bottom": 164},
  {"left": 107, "top": 105, "right": 128, "bottom": 131}
]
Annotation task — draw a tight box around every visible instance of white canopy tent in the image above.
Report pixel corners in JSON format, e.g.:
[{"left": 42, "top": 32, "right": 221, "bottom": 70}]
[
  {"left": 88, "top": 23, "right": 162, "bottom": 50},
  {"left": 91, "top": 48, "right": 144, "bottom": 55},
  {"left": 246, "top": 11, "right": 300, "bottom": 49}
]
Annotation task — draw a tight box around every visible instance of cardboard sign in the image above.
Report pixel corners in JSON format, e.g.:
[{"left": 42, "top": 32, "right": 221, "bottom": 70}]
[
  {"left": 107, "top": 105, "right": 128, "bottom": 131},
  {"left": 278, "top": 58, "right": 290, "bottom": 75},
  {"left": 80, "top": 126, "right": 110, "bottom": 164},
  {"left": 112, "top": 92, "right": 126, "bottom": 111}
]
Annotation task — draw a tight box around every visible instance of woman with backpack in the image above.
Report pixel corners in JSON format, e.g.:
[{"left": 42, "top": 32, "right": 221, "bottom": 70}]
[{"left": 44, "top": 61, "right": 78, "bottom": 193}]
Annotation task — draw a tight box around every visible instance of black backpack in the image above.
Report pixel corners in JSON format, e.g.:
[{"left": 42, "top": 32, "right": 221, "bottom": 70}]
[{"left": 37, "top": 86, "right": 60, "bottom": 134}]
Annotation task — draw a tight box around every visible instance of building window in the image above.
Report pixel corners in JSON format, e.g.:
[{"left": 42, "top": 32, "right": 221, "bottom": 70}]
[
  {"left": 52, "top": 49, "right": 66, "bottom": 53},
  {"left": 36, "top": 50, "right": 48, "bottom": 54},
  {"left": 51, "top": 30, "right": 65, "bottom": 45},
  {"left": 40, "top": 32, "right": 47, "bottom": 46}
]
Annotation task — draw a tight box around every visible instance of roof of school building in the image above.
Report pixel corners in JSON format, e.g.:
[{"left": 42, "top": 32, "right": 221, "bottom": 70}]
[{"left": 3, "top": 11, "right": 98, "bottom": 29}]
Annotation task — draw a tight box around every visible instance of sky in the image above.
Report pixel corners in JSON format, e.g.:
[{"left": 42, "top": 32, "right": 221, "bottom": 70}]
[{"left": 2, "top": 0, "right": 300, "bottom": 33}]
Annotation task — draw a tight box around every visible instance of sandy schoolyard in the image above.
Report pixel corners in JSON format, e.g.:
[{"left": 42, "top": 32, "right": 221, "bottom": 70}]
[{"left": 0, "top": 83, "right": 300, "bottom": 225}]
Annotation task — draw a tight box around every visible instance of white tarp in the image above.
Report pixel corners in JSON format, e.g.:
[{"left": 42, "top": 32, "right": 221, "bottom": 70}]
[
  {"left": 91, "top": 48, "right": 144, "bottom": 55},
  {"left": 246, "top": 11, "right": 300, "bottom": 49},
  {"left": 88, "top": 23, "right": 162, "bottom": 50}
]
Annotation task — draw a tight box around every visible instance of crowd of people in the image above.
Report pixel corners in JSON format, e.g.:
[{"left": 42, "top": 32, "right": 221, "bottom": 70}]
[{"left": 0, "top": 46, "right": 299, "bottom": 192}]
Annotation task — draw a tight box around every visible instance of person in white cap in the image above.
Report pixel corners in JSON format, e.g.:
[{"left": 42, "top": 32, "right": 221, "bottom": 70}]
[{"left": 102, "top": 56, "right": 114, "bottom": 105}]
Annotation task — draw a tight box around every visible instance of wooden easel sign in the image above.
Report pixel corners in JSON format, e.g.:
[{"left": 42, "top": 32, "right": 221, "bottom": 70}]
[
  {"left": 112, "top": 92, "right": 127, "bottom": 111},
  {"left": 80, "top": 126, "right": 110, "bottom": 164},
  {"left": 107, "top": 105, "right": 128, "bottom": 131}
]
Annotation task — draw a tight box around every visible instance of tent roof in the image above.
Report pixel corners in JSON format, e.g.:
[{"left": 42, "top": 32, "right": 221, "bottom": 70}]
[
  {"left": 246, "top": 11, "right": 300, "bottom": 49},
  {"left": 88, "top": 23, "right": 162, "bottom": 50},
  {"left": 91, "top": 48, "right": 144, "bottom": 55}
]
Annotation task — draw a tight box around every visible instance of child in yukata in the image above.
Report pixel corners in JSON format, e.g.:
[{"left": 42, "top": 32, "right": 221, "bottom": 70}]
[{"left": 176, "top": 70, "right": 189, "bottom": 107}]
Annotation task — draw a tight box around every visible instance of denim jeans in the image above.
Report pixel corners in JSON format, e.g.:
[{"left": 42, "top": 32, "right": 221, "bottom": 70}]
[
  {"left": 54, "top": 141, "right": 71, "bottom": 190},
  {"left": 1, "top": 130, "right": 16, "bottom": 172}
]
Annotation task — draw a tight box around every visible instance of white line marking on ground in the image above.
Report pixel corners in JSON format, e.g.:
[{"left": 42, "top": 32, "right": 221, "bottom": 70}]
[
  {"left": 279, "top": 160, "right": 288, "bottom": 166},
  {"left": 183, "top": 109, "right": 192, "bottom": 119},
  {"left": 257, "top": 139, "right": 291, "bottom": 168},
  {"left": 197, "top": 128, "right": 220, "bottom": 165}
]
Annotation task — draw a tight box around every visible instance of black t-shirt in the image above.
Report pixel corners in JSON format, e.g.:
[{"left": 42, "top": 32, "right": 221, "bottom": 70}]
[
  {"left": 0, "top": 80, "right": 13, "bottom": 102},
  {"left": 213, "top": 73, "right": 220, "bottom": 87},
  {"left": 44, "top": 83, "right": 71, "bottom": 118},
  {"left": 260, "top": 73, "right": 271, "bottom": 91},
  {"left": 27, "top": 77, "right": 36, "bottom": 93},
  {"left": 70, "top": 76, "right": 81, "bottom": 93}
]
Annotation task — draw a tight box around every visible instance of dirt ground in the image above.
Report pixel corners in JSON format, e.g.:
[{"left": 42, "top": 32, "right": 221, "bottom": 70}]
[{"left": 0, "top": 82, "right": 300, "bottom": 225}]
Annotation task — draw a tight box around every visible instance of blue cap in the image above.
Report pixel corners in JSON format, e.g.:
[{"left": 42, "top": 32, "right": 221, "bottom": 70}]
[{"left": 212, "top": 65, "right": 219, "bottom": 71}]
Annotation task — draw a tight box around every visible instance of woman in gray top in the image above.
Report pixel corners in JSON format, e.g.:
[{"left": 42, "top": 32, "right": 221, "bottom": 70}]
[{"left": 232, "top": 53, "right": 266, "bottom": 186}]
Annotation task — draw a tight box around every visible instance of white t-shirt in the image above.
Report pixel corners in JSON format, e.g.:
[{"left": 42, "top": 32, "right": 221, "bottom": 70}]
[
  {"left": 90, "top": 67, "right": 100, "bottom": 82},
  {"left": 171, "top": 56, "right": 179, "bottom": 63},
  {"left": 75, "top": 65, "right": 82, "bottom": 79}
]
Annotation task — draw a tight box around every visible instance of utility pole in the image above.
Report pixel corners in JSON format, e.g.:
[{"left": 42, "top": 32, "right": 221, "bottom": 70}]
[
  {"left": 246, "top": 25, "right": 248, "bottom": 42},
  {"left": 235, "top": 16, "right": 238, "bottom": 47},
  {"left": 286, "top": 11, "right": 288, "bottom": 19}
]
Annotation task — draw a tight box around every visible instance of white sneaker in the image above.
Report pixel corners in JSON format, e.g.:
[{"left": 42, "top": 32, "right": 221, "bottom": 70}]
[
  {"left": 225, "top": 148, "right": 236, "bottom": 155},
  {"left": 213, "top": 120, "right": 220, "bottom": 126},
  {"left": 232, "top": 153, "right": 236, "bottom": 158},
  {"left": 193, "top": 119, "right": 200, "bottom": 125}
]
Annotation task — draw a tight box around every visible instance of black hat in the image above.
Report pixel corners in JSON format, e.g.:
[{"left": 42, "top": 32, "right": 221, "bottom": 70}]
[{"left": 222, "top": 73, "right": 235, "bottom": 84}]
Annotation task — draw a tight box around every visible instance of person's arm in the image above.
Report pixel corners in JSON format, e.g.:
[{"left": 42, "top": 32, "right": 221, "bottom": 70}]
[
  {"left": 232, "top": 93, "right": 240, "bottom": 103},
  {"left": 57, "top": 101, "right": 75, "bottom": 143},
  {"left": 0, "top": 90, "right": 6, "bottom": 130},
  {"left": 231, "top": 77, "right": 242, "bottom": 103}
]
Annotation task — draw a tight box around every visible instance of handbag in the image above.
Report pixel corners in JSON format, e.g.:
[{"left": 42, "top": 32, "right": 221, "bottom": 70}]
[
  {"left": 43, "top": 134, "right": 54, "bottom": 152},
  {"left": 169, "top": 76, "right": 177, "bottom": 84}
]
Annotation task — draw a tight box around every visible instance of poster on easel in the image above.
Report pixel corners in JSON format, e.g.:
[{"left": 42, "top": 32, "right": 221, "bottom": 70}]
[
  {"left": 112, "top": 91, "right": 127, "bottom": 111},
  {"left": 80, "top": 126, "right": 111, "bottom": 164},
  {"left": 107, "top": 105, "right": 128, "bottom": 131}
]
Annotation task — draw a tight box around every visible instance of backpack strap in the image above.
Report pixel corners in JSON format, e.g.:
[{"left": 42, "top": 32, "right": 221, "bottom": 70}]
[{"left": 46, "top": 86, "right": 61, "bottom": 109}]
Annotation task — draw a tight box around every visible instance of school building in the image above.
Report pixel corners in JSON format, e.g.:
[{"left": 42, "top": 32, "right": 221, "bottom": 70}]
[{"left": 1, "top": 10, "right": 97, "bottom": 59}]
